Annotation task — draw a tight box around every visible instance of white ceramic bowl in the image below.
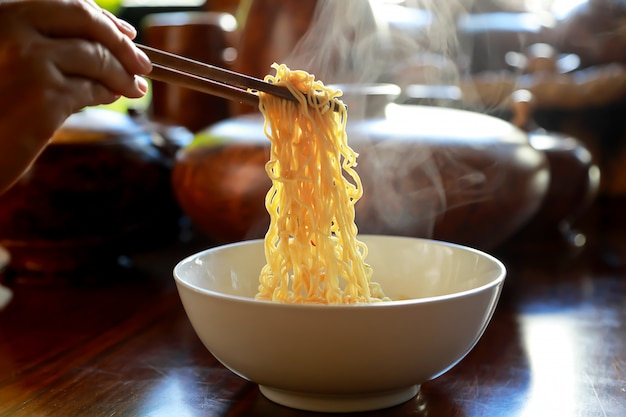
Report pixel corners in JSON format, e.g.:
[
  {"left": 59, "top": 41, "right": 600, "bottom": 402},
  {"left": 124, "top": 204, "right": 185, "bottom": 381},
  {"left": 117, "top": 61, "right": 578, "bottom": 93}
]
[{"left": 173, "top": 235, "right": 506, "bottom": 412}]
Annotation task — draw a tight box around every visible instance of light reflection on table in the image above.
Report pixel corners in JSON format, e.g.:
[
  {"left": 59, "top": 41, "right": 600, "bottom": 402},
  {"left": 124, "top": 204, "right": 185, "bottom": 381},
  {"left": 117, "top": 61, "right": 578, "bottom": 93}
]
[
  {"left": 519, "top": 312, "right": 579, "bottom": 417},
  {"left": 0, "top": 198, "right": 625, "bottom": 416}
]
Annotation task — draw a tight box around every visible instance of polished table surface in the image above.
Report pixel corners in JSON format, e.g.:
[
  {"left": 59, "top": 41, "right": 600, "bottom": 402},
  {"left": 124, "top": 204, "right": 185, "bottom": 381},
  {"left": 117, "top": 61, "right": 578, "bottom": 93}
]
[{"left": 0, "top": 199, "right": 625, "bottom": 417}]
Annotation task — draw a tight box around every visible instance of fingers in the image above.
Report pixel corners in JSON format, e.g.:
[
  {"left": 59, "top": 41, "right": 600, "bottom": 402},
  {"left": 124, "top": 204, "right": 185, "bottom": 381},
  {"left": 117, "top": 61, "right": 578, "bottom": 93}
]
[
  {"left": 80, "top": 0, "right": 138, "bottom": 39},
  {"left": 103, "top": 9, "right": 138, "bottom": 39},
  {"left": 53, "top": 38, "right": 148, "bottom": 98},
  {"left": 14, "top": 0, "right": 151, "bottom": 76},
  {"left": 65, "top": 77, "right": 123, "bottom": 109},
  {"left": 80, "top": 0, "right": 139, "bottom": 39}
]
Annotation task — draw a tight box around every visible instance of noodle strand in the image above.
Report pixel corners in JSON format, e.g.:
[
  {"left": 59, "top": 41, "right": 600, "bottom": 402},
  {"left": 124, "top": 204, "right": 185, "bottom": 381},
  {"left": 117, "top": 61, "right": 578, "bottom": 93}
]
[{"left": 256, "top": 64, "right": 387, "bottom": 304}]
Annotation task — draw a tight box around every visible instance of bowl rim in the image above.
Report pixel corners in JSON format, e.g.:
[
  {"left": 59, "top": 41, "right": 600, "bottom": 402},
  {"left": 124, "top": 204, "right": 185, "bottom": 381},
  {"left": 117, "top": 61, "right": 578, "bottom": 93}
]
[{"left": 173, "top": 235, "right": 506, "bottom": 309}]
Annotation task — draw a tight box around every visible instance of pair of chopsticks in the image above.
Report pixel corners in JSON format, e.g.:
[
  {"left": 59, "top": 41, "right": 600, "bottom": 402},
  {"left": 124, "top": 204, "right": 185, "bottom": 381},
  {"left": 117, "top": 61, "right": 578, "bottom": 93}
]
[
  {"left": 136, "top": 44, "right": 340, "bottom": 112},
  {"left": 137, "top": 43, "right": 288, "bottom": 107}
]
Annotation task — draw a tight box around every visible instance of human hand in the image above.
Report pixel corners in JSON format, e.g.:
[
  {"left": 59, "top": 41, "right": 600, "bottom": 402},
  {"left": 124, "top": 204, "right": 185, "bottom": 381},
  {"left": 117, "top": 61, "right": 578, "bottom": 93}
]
[{"left": 0, "top": 0, "right": 153, "bottom": 194}]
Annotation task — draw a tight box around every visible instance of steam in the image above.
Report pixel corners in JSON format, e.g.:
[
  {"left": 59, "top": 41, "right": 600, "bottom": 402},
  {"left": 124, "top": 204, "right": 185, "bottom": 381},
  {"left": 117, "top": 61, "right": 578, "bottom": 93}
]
[
  {"left": 285, "top": 0, "right": 468, "bottom": 87},
  {"left": 280, "top": 0, "right": 490, "bottom": 240},
  {"left": 233, "top": 0, "right": 601, "bottom": 244}
]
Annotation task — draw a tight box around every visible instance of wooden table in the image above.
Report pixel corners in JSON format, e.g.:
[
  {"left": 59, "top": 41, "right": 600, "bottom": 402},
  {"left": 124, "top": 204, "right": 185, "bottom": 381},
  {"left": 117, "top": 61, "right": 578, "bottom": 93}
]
[{"left": 1, "top": 198, "right": 625, "bottom": 417}]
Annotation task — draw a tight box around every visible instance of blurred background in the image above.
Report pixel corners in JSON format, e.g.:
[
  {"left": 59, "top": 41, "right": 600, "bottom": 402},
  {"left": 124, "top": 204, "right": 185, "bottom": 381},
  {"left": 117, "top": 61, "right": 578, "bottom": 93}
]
[{"left": 3, "top": 0, "right": 626, "bottom": 279}]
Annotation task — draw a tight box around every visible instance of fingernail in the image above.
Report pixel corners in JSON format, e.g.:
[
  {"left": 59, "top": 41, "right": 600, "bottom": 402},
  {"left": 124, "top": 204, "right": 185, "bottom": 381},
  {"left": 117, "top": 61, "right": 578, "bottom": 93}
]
[
  {"left": 135, "top": 48, "right": 152, "bottom": 73},
  {"left": 117, "top": 18, "right": 137, "bottom": 37},
  {"left": 135, "top": 76, "right": 149, "bottom": 94}
]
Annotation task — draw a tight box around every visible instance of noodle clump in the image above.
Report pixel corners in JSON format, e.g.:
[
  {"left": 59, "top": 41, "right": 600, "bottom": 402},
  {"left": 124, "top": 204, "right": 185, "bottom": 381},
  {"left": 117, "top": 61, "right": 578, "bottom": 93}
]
[{"left": 256, "top": 64, "right": 387, "bottom": 304}]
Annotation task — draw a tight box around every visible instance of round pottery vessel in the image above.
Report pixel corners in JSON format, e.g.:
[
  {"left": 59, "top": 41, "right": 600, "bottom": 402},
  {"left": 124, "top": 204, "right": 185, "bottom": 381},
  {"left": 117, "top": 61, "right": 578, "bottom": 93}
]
[
  {"left": 526, "top": 131, "right": 600, "bottom": 227},
  {"left": 172, "top": 104, "right": 549, "bottom": 249},
  {"left": 173, "top": 235, "right": 506, "bottom": 412},
  {"left": 0, "top": 108, "right": 190, "bottom": 276}
]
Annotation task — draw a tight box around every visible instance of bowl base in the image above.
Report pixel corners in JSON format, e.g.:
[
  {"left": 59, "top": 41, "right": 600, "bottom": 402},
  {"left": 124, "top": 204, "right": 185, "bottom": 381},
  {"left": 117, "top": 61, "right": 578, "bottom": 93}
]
[{"left": 259, "top": 384, "right": 420, "bottom": 412}]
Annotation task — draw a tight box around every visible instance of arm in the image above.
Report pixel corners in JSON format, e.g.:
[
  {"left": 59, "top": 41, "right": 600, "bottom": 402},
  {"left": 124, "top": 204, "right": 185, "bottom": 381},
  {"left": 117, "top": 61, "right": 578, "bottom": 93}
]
[{"left": 0, "top": 0, "right": 152, "bottom": 194}]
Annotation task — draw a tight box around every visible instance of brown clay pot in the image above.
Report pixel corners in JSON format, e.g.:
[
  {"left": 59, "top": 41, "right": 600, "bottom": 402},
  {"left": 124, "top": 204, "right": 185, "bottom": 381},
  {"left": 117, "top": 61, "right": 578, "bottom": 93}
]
[
  {"left": 143, "top": 11, "right": 239, "bottom": 132},
  {"left": 550, "top": 0, "right": 626, "bottom": 69},
  {"left": 524, "top": 130, "right": 600, "bottom": 230},
  {"left": 172, "top": 104, "right": 550, "bottom": 250},
  {"left": 0, "top": 108, "right": 191, "bottom": 277}
]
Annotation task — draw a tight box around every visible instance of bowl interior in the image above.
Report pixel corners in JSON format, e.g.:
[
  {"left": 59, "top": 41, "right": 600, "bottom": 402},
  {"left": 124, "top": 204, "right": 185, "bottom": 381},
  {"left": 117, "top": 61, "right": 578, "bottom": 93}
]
[{"left": 175, "top": 235, "right": 505, "bottom": 302}]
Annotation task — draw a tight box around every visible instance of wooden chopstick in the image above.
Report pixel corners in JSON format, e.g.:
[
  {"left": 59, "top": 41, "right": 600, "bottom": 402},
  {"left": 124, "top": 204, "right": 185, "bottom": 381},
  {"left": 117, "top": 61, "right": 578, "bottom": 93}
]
[
  {"left": 148, "top": 63, "right": 260, "bottom": 107},
  {"left": 137, "top": 43, "right": 296, "bottom": 107},
  {"left": 136, "top": 43, "right": 341, "bottom": 112}
]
